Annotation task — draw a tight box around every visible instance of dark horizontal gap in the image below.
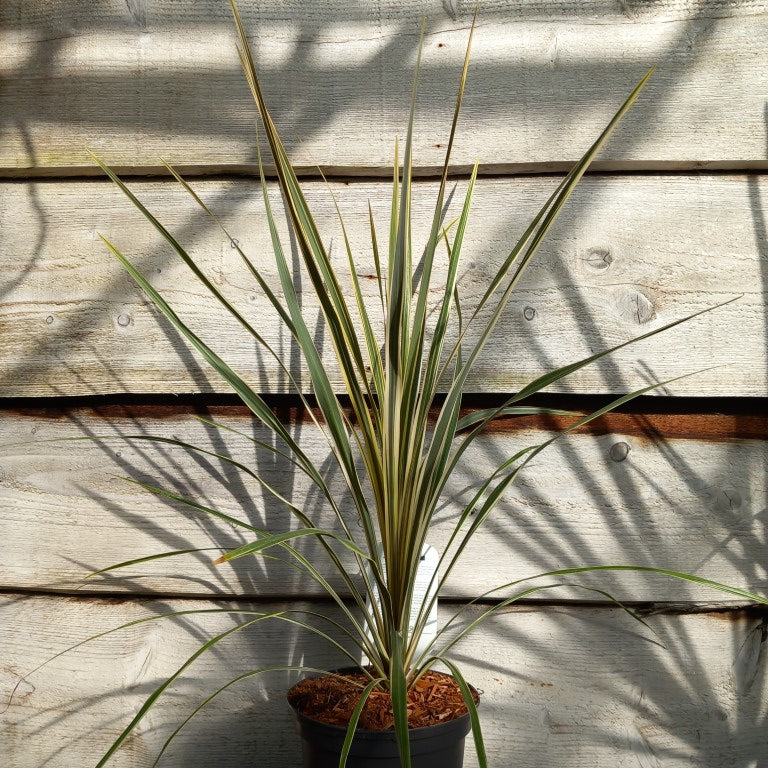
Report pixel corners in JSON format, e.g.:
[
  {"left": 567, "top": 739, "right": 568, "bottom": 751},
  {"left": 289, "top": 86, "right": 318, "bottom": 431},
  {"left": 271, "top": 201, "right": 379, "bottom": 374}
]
[
  {"left": 0, "top": 392, "right": 765, "bottom": 416},
  {"left": 2, "top": 393, "right": 765, "bottom": 441},
  {"left": 2, "top": 586, "right": 765, "bottom": 617},
  {"left": 3, "top": 162, "right": 768, "bottom": 184}
]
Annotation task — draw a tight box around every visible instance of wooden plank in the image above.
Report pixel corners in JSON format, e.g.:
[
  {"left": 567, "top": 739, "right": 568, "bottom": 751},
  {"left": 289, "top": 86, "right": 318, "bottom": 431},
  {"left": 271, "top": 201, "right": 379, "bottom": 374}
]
[
  {"left": 1, "top": 173, "right": 766, "bottom": 397},
  {"left": 1, "top": 406, "right": 765, "bottom": 602},
  {"left": 2, "top": 2, "right": 768, "bottom": 174},
  {"left": 1, "top": 593, "right": 765, "bottom": 767}
]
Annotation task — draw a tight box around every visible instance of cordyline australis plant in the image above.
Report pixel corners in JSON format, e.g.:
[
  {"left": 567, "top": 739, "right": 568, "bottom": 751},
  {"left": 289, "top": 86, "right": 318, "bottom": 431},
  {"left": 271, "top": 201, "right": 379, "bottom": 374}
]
[{"left": 59, "top": 2, "right": 762, "bottom": 767}]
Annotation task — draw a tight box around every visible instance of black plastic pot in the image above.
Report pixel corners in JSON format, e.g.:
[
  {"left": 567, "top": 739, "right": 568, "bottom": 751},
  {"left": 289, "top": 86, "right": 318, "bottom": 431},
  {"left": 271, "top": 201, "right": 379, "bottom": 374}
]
[{"left": 291, "top": 707, "right": 472, "bottom": 768}]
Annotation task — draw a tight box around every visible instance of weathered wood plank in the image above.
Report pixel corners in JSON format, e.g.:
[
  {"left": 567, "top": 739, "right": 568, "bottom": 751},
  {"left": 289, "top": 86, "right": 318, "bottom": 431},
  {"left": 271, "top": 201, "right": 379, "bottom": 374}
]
[
  {"left": 1, "top": 406, "right": 765, "bottom": 602},
  {"left": 1, "top": 593, "right": 765, "bottom": 767},
  {"left": 2, "top": 2, "right": 768, "bottom": 174},
  {"left": 1, "top": 174, "right": 766, "bottom": 397}
]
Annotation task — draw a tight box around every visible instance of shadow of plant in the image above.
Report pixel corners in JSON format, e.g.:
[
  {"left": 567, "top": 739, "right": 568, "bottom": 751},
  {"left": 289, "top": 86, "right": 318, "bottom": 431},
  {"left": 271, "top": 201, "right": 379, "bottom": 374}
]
[{"left": 1, "top": 2, "right": 767, "bottom": 767}]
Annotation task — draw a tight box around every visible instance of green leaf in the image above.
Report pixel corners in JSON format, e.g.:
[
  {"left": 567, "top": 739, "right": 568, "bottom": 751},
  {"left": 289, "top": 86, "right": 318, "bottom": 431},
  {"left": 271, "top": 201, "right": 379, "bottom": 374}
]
[
  {"left": 151, "top": 665, "right": 338, "bottom": 768},
  {"left": 425, "top": 67, "right": 658, "bottom": 500},
  {"left": 213, "top": 527, "right": 370, "bottom": 565},
  {"left": 340, "top": 677, "right": 385, "bottom": 768},
  {"left": 440, "top": 659, "right": 486, "bottom": 768},
  {"left": 86, "top": 548, "right": 224, "bottom": 579},
  {"left": 390, "top": 629, "right": 411, "bottom": 768},
  {"left": 455, "top": 407, "right": 578, "bottom": 432},
  {"left": 94, "top": 610, "right": 366, "bottom": 767},
  {"left": 431, "top": 582, "right": 660, "bottom": 662}
]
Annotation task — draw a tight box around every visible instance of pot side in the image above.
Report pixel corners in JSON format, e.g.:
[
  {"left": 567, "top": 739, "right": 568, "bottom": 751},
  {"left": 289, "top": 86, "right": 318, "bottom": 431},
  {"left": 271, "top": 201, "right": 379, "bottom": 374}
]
[
  {"left": 291, "top": 707, "right": 473, "bottom": 768},
  {"left": 287, "top": 670, "right": 476, "bottom": 768}
]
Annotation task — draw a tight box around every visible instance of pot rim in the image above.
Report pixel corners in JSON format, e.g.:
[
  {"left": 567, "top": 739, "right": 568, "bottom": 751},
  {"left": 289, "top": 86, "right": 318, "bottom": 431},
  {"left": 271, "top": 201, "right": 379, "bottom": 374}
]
[{"left": 287, "top": 667, "right": 479, "bottom": 736}]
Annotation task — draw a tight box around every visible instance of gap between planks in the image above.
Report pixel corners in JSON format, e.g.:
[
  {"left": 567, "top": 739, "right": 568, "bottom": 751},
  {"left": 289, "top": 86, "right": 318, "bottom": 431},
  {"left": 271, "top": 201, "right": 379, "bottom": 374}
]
[
  {"left": 1, "top": 587, "right": 765, "bottom": 618},
  {"left": 0, "top": 395, "right": 766, "bottom": 441},
  {"left": 4, "top": 159, "right": 768, "bottom": 181}
]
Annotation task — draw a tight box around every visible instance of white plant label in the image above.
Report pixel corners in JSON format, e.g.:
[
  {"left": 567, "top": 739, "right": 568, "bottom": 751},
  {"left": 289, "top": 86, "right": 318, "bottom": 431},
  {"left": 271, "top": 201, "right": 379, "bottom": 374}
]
[{"left": 363, "top": 544, "right": 438, "bottom": 662}]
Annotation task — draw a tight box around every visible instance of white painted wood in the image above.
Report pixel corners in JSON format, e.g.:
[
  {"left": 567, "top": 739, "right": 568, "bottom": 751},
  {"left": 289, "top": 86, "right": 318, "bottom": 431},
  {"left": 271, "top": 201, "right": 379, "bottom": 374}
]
[
  {"left": 1, "top": 408, "right": 764, "bottom": 602},
  {"left": 1, "top": 593, "right": 765, "bottom": 767},
  {"left": 1, "top": 174, "right": 766, "bottom": 397},
  {"left": 2, "top": 5, "right": 765, "bottom": 767},
  {"left": 2, "top": 2, "right": 768, "bottom": 173}
]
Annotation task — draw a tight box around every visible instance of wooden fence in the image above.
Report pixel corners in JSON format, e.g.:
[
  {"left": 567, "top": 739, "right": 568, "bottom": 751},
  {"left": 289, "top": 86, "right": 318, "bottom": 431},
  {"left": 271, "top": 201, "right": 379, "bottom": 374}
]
[{"left": 1, "top": 2, "right": 766, "bottom": 766}]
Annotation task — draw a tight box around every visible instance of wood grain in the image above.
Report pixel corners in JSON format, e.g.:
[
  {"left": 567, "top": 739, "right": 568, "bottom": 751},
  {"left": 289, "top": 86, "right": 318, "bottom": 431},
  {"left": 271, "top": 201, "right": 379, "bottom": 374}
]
[
  {"left": 2, "top": 2, "right": 768, "bottom": 174},
  {"left": 3, "top": 4, "right": 767, "bottom": 766},
  {"left": 1, "top": 592, "right": 765, "bottom": 767},
  {"left": 1, "top": 406, "right": 764, "bottom": 602},
  {"left": 2, "top": 173, "right": 766, "bottom": 398}
]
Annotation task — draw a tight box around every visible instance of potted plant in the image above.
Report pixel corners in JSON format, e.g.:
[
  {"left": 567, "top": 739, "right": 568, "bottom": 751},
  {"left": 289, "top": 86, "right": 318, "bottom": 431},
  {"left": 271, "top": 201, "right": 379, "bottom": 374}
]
[{"left": 44, "top": 2, "right": 764, "bottom": 767}]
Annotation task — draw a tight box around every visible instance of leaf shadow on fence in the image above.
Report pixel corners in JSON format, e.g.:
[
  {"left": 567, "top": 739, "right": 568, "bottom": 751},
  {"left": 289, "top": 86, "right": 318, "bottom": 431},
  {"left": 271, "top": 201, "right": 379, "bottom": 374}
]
[{"left": 1, "top": 1, "right": 767, "bottom": 766}]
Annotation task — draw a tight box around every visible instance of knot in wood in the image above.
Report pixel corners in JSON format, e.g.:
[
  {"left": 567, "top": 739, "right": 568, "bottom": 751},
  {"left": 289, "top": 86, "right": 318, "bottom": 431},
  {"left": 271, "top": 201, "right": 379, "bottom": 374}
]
[
  {"left": 618, "top": 291, "right": 655, "bottom": 325},
  {"left": 713, "top": 488, "right": 743, "bottom": 514},
  {"left": 583, "top": 247, "right": 613, "bottom": 271}
]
